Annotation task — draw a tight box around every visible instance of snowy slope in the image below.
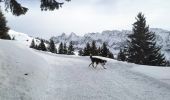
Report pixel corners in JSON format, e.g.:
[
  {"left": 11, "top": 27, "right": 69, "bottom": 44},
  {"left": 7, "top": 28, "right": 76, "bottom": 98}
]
[
  {"left": 8, "top": 30, "right": 45, "bottom": 47},
  {"left": 132, "top": 65, "right": 170, "bottom": 85},
  {"left": 0, "top": 40, "right": 50, "bottom": 100},
  {"left": 1, "top": 40, "right": 170, "bottom": 100},
  {"left": 8, "top": 30, "right": 33, "bottom": 46}
]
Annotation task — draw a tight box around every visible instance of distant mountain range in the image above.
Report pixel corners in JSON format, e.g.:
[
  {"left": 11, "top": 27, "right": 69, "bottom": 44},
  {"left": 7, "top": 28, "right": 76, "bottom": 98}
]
[
  {"left": 50, "top": 28, "right": 170, "bottom": 54},
  {"left": 8, "top": 28, "right": 170, "bottom": 60}
]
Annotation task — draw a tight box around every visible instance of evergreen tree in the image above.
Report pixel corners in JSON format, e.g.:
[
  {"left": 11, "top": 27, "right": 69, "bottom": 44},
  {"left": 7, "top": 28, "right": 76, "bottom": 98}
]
[
  {"left": 58, "top": 42, "right": 64, "bottom": 54},
  {"left": 38, "top": 39, "right": 47, "bottom": 51},
  {"left": 78, "top": 49, "right": 83, "bottom": 56},
  {"left": 35, "top": 44, "right": 38, "bottom": 50},
  {"left": 127, "top": 12, "right": 166, "bottom": 66},
  {"left": 0, "top": 9, "right": 11, "bottom": 40},
  {"left": 167, "top": 61, "right": 170, "bottom": 66},
  {"left": 97, "top": 46, "right": 102, "bottom": 56},
  {"left": 91, "top": 40, "right": 98, "bottom": 56},
  {"left": 12, "top": 36, "right": 15, "bottom": 40},
  {"left": 108, "top": 51, "right": 114, "bottom": 59},
  {"left": 30, "top": 39, "right": 35, "bottom": 48},
  {"left": 68, "top": 41, "right": 74, "bottom": 55},
  {"left": 83, "top": 42, "right": 91, "bottom": 56},
  {"left": 0, "top": 0, "right": 71, "bottom": 16},
  {"left": 63, "top": 43, "right": 68, "bottom": 54},
  {"left": 49, "top": 39, "right": 56, "bottom": 53},
  {"left": 117, "top": 49, "right": 126, "bottom": 61},
  {"left": 101, "top": 42, "right": 108, "bottom": 57}
]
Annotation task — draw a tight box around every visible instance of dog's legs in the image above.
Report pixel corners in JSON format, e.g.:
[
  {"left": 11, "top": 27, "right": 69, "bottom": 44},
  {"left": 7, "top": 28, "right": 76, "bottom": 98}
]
[
  {"left": 89, "top": 63, "right": 93, "bottom": 67},
  {"left": 89, "top": 63, "right": 92, "bottom": 67},
  {"left": 95, "top": 62, "right": 99, "bottom": 68},
  {"left": 89, "top": 62, "right": 95, "bottom": 68},
  {"left": 92, "top": 63, "right": 95, "bottom": 68},
  {"left": 95, "top": 64, "right": 98, "bottom": 68},
  {"left": 101, "top": 63, "right": 107, "bottom": 69}
]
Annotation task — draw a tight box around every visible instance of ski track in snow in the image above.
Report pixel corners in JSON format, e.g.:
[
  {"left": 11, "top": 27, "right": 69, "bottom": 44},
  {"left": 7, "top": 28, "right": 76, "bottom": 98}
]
[{"left": 0, "top": 40, "right": 170, "bottom": 100}]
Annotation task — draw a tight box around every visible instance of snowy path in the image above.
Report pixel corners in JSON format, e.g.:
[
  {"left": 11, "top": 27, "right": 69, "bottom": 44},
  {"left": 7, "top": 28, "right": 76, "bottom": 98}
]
[
  {"left": 1, "top": 40, "right": 170, "bottom": 100},
  {"left": 37, "top": 51, "right": 170, "bottom": 100}
]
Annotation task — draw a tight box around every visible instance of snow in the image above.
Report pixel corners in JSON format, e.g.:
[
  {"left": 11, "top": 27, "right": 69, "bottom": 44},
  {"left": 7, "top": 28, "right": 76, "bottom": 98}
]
[
  {"left": 0, "top": 40, "right": 50, "bottom": 100},
  {"left": 8, "top": 30, "right": 47, "bottom": 48},
  {"left": 131, "top": 65, "right": 170, "bottom": 85},
  {"left": 1, "top": 39, "right": 170, "bottom": 100},
  {"left": 8, "top": 30, "right": 33, "bottom": 46}
]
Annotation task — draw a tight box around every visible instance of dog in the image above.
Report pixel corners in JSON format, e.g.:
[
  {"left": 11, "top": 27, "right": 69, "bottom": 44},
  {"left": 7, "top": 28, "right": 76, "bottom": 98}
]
[{"left": 89, "top": 55, "right": 107, "bottom": 69}]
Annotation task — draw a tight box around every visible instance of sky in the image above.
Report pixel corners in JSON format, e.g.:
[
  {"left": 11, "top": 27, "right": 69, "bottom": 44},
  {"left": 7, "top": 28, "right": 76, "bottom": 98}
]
[{"left": 2, "top": 0, "right": 170, "bottom": 39}]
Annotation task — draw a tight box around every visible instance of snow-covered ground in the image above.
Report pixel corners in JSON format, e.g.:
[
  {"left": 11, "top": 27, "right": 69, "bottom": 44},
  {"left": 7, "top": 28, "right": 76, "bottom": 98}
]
[
  {"left": 0, "top": 39, "right": 170, "bottom": 100},
  {"left": 8, "top": 30, "right": 33, "bottom": 46},
  {"left": 132, "top": 65, "right": 170, "bottom": 85}
]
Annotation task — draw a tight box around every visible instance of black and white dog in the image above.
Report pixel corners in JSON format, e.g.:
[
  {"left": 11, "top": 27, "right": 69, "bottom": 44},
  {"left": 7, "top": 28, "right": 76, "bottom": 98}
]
[{"left": 89, "top": 55, "right": 107, "bottom": 69}]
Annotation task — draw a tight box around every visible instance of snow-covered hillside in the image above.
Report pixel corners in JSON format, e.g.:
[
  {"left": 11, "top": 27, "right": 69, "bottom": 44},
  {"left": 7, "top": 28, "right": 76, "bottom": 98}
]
[
  {"left": 51, "top": 28, "right": 170, "bottom": 54},
  {"left": 1, "top": 39, "right": 170, "bottom": 100},
  {"left": 8, "top": 30, "right": 43, "bottom": 47},
  {"left": 8, "top": 30, "right": 33, "bottom": 46}
]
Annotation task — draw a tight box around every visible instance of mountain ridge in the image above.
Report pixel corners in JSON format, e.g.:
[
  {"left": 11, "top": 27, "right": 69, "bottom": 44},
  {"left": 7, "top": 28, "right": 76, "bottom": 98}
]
[{"left": 50, "top": 28, "right": 170, "bottom": 54}]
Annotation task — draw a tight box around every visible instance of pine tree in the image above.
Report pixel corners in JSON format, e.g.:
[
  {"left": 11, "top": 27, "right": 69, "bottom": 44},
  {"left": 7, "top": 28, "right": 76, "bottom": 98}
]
[
  {"left": 12, "top": 36, "right": 15, "bottom": 40},
  {"left": 0, "top": 9, "right": 11, "bottom": 40},
  {"left": 35, "top": 45, "right": 38, "bottom": 50},
  {"left": 78, "top": 49, "right": 83, "bottom": 56},
  {"left": 97, "top": 46, "right": 102, "bottom": 56},
  {"left": 49, "top": 39, "right": 56, "bottom": 53},
  {"left": 63, "top": 43, "right": 68, "bottom": 54},
  {"left": 0, "top": 0, "right": 71, "bottom": 16},
  {"left": 101, "top": 42, "right": 108, "bottom": 57},
  {"left": 91, "top": 40, "right": 98, "bottom": 56},
  {"left": 117, "top": 49, "right": 126, "bottom": 61},
  {"left": 108, "top": 51, "right": 114, "bottom": 59},
  {"left": 30, "top": 39, "right": 35, "bottom": 48},
  {"left": 68, "top": 41, "right": 74, "bottom": 55},
  {"left": 58, "top": 42, "right": 64, "bottom": 54},
  {"left": 38, "top": 39, "right": 47, "bottom": 51},
  {"left": 127, "top": 12, "right": 166, "bottom": 66},
  {"left": 83, "top": 42, "right": 91, "bottom": 56}
]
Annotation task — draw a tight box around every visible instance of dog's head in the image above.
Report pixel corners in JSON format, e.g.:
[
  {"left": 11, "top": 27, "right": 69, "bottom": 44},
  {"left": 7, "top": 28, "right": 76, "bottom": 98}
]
[{"left": 90, "top": 54, "right": 92, "bottom": 59}]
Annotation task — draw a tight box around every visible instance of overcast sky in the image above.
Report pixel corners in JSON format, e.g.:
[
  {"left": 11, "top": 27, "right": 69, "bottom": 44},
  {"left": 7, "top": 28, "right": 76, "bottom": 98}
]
[{"left": 3, "top": 0, "right": 170, "bottom": 39}]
